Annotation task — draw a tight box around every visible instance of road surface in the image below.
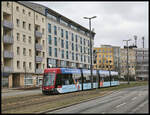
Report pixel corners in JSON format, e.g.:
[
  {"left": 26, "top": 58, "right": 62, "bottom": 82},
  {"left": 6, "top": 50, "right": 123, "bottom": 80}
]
[{"left": 47, "top": 85, "right": 149, "bottom": 113}]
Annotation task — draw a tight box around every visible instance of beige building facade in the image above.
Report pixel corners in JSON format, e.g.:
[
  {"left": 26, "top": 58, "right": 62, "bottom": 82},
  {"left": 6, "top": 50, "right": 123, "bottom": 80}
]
[
  {"left": 120, "top": 48, "right": 136, "bottom": 80},
  {"left": 1, "top": 1, "right": 95, "bottom": 88}
]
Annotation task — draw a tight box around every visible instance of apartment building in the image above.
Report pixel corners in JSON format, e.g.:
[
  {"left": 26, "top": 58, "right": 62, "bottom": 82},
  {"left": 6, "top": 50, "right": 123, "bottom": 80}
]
[
  {"left": 1, "top": 1, "right": 95, "bottom": 88},
  {"left": 120, "top": 48, "right": 136, "bottom": 80},
  {"left": 135, "top": 48, "right": 149, "bottom": 80},
  {"left": 93, "top": 45, "right": 114, "bottom": 71}
]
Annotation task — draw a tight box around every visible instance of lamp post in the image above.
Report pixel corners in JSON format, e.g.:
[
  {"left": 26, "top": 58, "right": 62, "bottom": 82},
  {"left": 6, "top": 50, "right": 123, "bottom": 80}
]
[
  {"left": 109, "top": 60, "right": 112, "bottom": 86},
  {"left": 83, "top": 16, "right": 96, "bottom": 89},
  {"left": 123, "top": 39, "right": 132, "bottom": 84}
]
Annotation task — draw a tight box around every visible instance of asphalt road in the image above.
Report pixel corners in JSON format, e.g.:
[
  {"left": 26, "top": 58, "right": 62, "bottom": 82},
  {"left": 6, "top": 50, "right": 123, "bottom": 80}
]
[{"left": 47, "top": 85, "right": 149, "bottom": 114}]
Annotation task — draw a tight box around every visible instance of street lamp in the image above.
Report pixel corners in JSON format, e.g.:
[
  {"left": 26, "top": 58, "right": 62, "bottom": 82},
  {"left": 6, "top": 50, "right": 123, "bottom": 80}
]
[
  {"left": 123, "top": 39, "right": 132, "bottom": 84},
  {"left": 83, "top": 16, "right": 97, "bottom": 89}
]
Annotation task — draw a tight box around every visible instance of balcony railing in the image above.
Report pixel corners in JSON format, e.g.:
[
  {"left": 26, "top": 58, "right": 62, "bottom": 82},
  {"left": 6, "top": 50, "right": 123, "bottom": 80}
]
[
  {"left": 4, "top": 51, "right": 13, "bottom": 58},
  {"left": 36, "top": 44, "right": 43, "bottom": 51},
  {"left": 3, "top": 20, "right": 13, "bottom": 29},
  {"left": 36, "top": 56, "right": 43, "bottom": 62},
  {"left": 35, "top": 31, "right": 42, "bottom": 38},
  {"left": 3, "top": 35, "right": 13, "bottom": 44},
  {"left": 35, "top": 69, "right": 43, "bottom": 74},
  {"left": 4, "top": 66, "right": 13, "bottom": 73}
]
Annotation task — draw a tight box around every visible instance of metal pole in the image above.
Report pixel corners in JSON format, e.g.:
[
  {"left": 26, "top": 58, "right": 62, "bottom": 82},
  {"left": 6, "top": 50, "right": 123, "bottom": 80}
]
[{"left": 89, "top": 19, "right": 93, "bottom": 89}]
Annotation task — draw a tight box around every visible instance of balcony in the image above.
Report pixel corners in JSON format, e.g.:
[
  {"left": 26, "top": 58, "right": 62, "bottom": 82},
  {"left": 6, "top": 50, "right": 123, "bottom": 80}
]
[
  {"left": 35, "top": 31, "right": 42, "bottom": 38},
  {"left": 36, "top": 56, "right": 43, "bottom": 62},
  {"left": 36, "top": 44, "right": 43, "bottom": 51},
  {"left": 3, "top": 35, "right": 13, "bottom": 44},
  {"left": 4, "top": 66, "right": 13, "bottom": 73},
  {"left": 3, "top": 20, "right": 13, "bottom": 29},
  {"left": 35, "top": 69, "right": 43, "bottom": 74},
  {"left": 4, "top": 51, "right": 13, "bottom": 58}
]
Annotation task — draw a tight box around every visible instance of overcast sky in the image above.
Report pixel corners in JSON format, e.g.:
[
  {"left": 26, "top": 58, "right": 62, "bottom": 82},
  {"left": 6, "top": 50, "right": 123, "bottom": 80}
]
[{"left": 34, "top": 1, "right": 149, "bottom": 48}]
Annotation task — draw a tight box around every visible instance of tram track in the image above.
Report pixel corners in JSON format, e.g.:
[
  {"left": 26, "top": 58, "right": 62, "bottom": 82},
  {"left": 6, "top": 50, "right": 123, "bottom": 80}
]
[{"left": 2, "top": 89, "right": 109, "bottom": 113}]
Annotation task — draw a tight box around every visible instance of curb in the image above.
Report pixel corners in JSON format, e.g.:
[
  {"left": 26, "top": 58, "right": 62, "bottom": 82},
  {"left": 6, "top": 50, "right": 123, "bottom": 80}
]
[{"left": 38, "top": 90, "right": 119, "bottom": 114}]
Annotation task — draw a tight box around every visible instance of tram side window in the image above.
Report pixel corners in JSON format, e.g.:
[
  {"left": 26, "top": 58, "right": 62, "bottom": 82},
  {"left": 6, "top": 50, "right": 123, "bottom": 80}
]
[
  {"left": 55, "top": 75, "right": 62, "bottom": 87},
  {"left": 83, "top": 75, "right": 91, "bottom": 83},
  {"left": 61, "top": 74, "right": 74, "bottom": 85},
  {"left": 104, "top": 75, "right": 110, "bottom": 81},
  {"left": 93, "top": 75, "right": 97, "bottom": 82},
  {"left": 72, "top": 74, "right": 82, "bottom": 84},
  {"left": 113, "top": 75, "right": 118, "bottom": 81}
]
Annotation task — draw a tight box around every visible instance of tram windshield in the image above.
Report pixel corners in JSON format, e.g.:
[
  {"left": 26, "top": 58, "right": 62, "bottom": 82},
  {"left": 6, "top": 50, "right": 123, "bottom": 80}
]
[{"left": 43, "top": 72, "right": 55, "bottom": 86}]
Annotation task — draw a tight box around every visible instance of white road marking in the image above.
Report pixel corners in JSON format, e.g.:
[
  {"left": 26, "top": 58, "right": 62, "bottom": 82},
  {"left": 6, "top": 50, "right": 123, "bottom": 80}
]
[
  {"left": 131, "top": 97, "right": 137, "bottom": 100},
  {"left": 115, "top": 102, "right": 126, "bottom": 108}
]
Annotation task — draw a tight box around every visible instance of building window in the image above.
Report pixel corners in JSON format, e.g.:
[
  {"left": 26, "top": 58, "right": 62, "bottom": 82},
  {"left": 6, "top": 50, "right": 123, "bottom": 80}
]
[
  {"left": 72, "top": 33, "right": 74, "bottom": 41},
  {"left": 16, "top": 6, "right": 19, "bottom": 11},
  {"left": 48, "top": 23, "right": 51, "bottom": 33},
  {"left": 23, "top": 48, "right": 26, "bottom": 56},
  {"left": 72, "top": 43, "right": 74, "bottom": 51},
  {"left": 17, "top": 33, "right": 20, "bottom": 41},
  {"left": 23, "top": 9, "right": 25, "bottom": 14},
  {"left": 84, "top": 55, "right": 86, "bottom": 62},
  {"left": 72, "top": 52, "right": 74, "bottom": 60},
  {"left": 75, "top": 35, "right": 78, "bottom": 43},
  {"left": 80, "top": 46, "right": 82, "bottom": 53},
  {"left": 28, "top": 36, "right": 31, "bottom": 44},
  {"left": 49, "top": 47, "right": 52, "bottom": 56},
  {"left": 76, "top": 53, "right": 78, "bottom": 61},
  {"left": 23, "top": 35, "right": 26, "bottom": 42},
  {"left": 54, "top": 48, "right": 57, "bottom": 57},
  {"left": 81, "top": 55, "right": 83, "bottom": 62},
  {"left": 7, "top": 2, "right": 9, "bottom": 7},
  {"left": 42, "top": 40, "right": 45, "bottom": 46},
  {"left": 88, "top": 56, "right": 90, "bottom": 63},
  {"left": 88, "top": 40, "right": 90, "bottom": 47},
  {"left": 66, "top": 41, "right": 68, "bottom": 49},
  {"left": 61, "top": 50, "right": 64, "bottom": 59},
  {"left": 43, "top": 52, "right": 45, "bottom": 58},
  {"left": 16, "top": 19, "right": 20, "bottom": 27},
  {"left": 42, "top": 28, "right": 44, "bottom": 34},
  {"left": 54, "top": 26, "right": 57, "bottom": 35},
  {"left": 76, "top": 44, "right": 78, "bottom": 52},
  {"left": 23, "top": 61, "right": 26, "bottom": 69},
  {"left": 17, "top": 61, "right": 20, "bottom": 69},
  {"left": 80, "top": 37, "right": 82, "bottom": 44},
  {"left": 66, "top": 31, "right": 68, "bottom": 39},
  {"left": 84, "top": 47, "right": 86, "bottom": 53},
  {"left": 24, "top": 75, "right": 33, "bottom": 85},
  {"left": 28, "top": 24, "right": 31, "bottom": 30},
  {"left": 28, "top": 12, "right": 31, "bottom": 16},
  {"left": 66, "top": 51, "right": 69, "bottom": 59},
  {"left": 17, "top": 47, "right": 20, "bottom": 55},
  {"left": 54, "top": 37, "right": 57, "bottom": 46},
  {"left": 61, "top": 29, "right": 63, "bottom": 37},
  {"left": 29, "top": 49, "right": 32, "bottom": 56},
  {"left": 42, "top": 18, "right": 44, "bottom": 23},
  {"left": 23, "top": 21, "right": 26, "bottom": 29},
  {"left": 29, "top": 62, "right": 32, "bottom": 69},
  {"left": 84, "top": 39, "right": 86, "bottom": 45},
  {"left": 61, "top": 39, "right": 64, "bottom": 48},
  {"left": 36, "top": 15, "right": 38, "bottom": 20},
  {"left": 48, "top": 35, "right": 52, "bottom": 45}
]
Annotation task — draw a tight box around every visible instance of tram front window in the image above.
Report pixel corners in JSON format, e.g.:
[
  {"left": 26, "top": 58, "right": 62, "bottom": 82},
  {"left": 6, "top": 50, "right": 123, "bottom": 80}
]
[{"left": 43, "top": 72, "right": 55, "bottom": 86}]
